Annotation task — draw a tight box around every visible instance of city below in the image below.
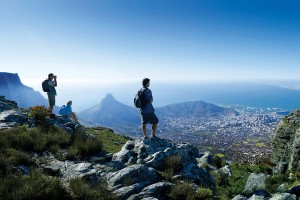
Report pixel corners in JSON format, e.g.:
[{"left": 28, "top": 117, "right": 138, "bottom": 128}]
[{"left": 128, "top": 105, "right": 289, "bottom": 163}]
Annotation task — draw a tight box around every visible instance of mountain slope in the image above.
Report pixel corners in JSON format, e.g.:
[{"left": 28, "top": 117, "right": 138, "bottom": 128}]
[
  {"left": 157, "top": 100, "right": 238, "bottom": 117},
  {"left": 78, "top": 93, "right": 239, "bottom": 135},
  {"left": 78, "top": 93, "right": 140, "bottom": 129},
  {"left": 0, "top": 72, "right": 48, "bottom": 108}
]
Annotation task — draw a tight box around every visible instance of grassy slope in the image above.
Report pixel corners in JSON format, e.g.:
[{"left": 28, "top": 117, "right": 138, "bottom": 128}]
[{"left": 86, "top": 127, "right": 130, "bottom": 153}]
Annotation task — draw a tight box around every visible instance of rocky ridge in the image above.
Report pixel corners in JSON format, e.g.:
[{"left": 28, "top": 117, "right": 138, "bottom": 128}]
[
  {"left": 271, "top": 109, "right": 300, "bottom": 173},
  {"left": 3, "top": 96, "right": 300, "bottom": 199}
]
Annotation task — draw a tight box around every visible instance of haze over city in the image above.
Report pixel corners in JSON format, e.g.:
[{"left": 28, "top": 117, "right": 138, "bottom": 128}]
[{"left": 1, "top": 0, "right": 299, "bottom": 110}]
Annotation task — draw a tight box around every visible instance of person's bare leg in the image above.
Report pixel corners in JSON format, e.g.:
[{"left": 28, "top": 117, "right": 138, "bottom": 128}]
[
  {"left": 152, "top": 123, "right": 157, "bottom": 137},
  {"left": 142, "top": 124, "right": 147, "bottom": 138},
  {"left": 72, "top": 113, "right": 78, "bottom": 122},
  {"left": 49, "top": 106, "right": 53, "bottom": 114}
]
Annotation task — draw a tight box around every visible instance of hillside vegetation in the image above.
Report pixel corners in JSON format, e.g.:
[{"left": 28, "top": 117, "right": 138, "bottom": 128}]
[{"left": 0, "top": 125, "right": 127, "bottom": 200}]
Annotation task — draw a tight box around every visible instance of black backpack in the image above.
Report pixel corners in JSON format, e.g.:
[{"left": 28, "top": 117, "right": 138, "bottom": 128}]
[
  {"left": 134, "top": 88, "right": 148, "bottom": 108},
  {"left": 42, "top": 79, "right": 50, "bottom": 92}
]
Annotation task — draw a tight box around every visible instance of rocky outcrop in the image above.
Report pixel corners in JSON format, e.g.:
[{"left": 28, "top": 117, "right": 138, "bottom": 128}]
[
  {"left": 243, "top": 173, "right": 270, "bottom": 194},
  {"left": 0, "top": 96, "right": 18, "bottom": 112},
  {"left": 0, "top": 72, "right": 48, "bottom": 108},
  {"left": 0, "top": 96, "right": 86, "bottom": 134},
  {"left": 36, "top": 136, "right": 216, "bottom": 199},
  {"left": 112, "top": 138, "right": 214, "bottom": 187},
  {"left": 271, "top": 109, "right": 300, "bottom": 173},
  {"left": 0, "top": 109, "right": 29, "bottom": 128}
]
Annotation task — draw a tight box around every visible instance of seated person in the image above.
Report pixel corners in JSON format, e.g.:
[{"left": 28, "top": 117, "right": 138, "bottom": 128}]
[{"left": 59, "top": 100, "right": 78, "bottom": 123}]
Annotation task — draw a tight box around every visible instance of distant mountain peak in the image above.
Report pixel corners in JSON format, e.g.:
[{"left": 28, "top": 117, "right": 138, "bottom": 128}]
[
  {"left": 104, "top": 93, "right": 115, "bottom": 100},
  {"left": 0, "top": 72, "right": 23, "bottom": 86}
]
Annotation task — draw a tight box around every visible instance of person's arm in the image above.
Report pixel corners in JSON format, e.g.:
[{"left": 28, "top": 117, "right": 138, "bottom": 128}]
[
  {"left": 54, "top": 76, "right": 57, "bottom": 87},
  {"left": 66, "top": 105, "right": 72, "bottom": 115}
]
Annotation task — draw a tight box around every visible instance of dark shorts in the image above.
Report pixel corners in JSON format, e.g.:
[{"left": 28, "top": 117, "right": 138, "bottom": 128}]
[
  {"left": 47, "top": 94, "right": 55, "bottom": 107},
  {"left": 141, "top": 112, "right": 159, "bottom": 124}
]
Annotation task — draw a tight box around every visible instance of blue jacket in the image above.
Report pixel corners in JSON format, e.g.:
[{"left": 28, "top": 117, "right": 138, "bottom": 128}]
[{"left": 59, "top": 105, "right": 72, "bottom": 116}]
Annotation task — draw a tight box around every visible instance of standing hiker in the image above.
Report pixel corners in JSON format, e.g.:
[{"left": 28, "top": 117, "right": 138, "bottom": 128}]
[
  {"left": 135, "top": 78, "right": 159, "bottom": 139},
  {"left": 47, "top": 73, "right": 57, "bottom": 114}
]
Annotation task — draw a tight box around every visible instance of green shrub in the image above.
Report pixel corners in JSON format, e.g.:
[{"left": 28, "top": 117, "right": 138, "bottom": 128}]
[
  {"left": 161, "top": 155, "right": 183, "bottom": 181},
  {"left": 213, "top": 154, "right": 224, "bottom": 169},
  {"left": 265, "top": 174, "right": 288, "bottom": 193},
  {"left": 69, "top": 178, "right": 117, "bottom": 200},
  {"left": 28, "top": 105, "right": 50, "bottom": 124},
  {"left": 170, "top": 182, "right": 213, "bottom": 200},
  {"left": 0, "top": 169, "right": 70, "bottom": 200},
  {"left": 68, "top": 134, "right": 103, "bottom": 159},
  {"left": 226, "top": 164, "right": 250, "bottom": 197},
  {"left": 169, "top": 181, "right": 195, "bottom": 200},
  {"left": 6, "top": 148, "right": 34, "bottom": 167},
  {"left": 166, "top": 155, "right": 183, "bottom": 173},
  {"left": 192, "top": 188, "right": 213, "bottom": 200}
]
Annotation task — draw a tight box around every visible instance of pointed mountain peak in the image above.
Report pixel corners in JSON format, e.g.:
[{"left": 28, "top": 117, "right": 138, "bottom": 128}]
[{"left": 104, "top": 93, "right": 115, "bottom": 100}]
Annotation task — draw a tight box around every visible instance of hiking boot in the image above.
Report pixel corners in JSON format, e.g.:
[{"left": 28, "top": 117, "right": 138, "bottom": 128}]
[
  {"left": 151, "top": 135, "right": 159, "bottom": 139},
  {"left": 143, "top": 136, "right": 149, "bottom": 140},
  {"left": 50, "top": 114, "right": 57, "bottom": 119}
]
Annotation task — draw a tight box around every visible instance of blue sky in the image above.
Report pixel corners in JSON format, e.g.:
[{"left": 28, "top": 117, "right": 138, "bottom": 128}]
[
  {"left": 0, "top": 0, "right": 300, "bottom": 110},
  {"left": 1, "top": 0, "right": 299, "bottom": 82}
]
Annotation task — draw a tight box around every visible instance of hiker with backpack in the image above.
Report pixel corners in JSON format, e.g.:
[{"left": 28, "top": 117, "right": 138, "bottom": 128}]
[
  {"left": 134, "top": 78, "right": 159, "bottom": 139},
  {"left": 42, "top": 73, "right": 57, "bottom": 114},
  {"left": 59, "top": 100, "right": 78, "bottom": 123}
]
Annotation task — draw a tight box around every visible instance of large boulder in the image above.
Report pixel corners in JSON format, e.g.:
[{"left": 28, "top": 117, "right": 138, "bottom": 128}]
[
  {"left": 269, "top": 193, "right": 297, "bottom": 200},
  {"left": 40, "top": 155, "right": 101, "bottom": 185},
  {"left": 106, "top": 164, "right": 160, "bottom": 190},
  {"left": 0, "top": 109, "right": 30, "bottom": 128},
  {"left": 128, "top": 182, "right": 174, "bottom": 200},
  {"left": 0, "top": 96, "right": 18, "bottom": 112},
  {"left": 285, "top": 185, "right": 300, "bottom": 196},
  {"left": 111, "top": 137, "right": 215, "bottom": 188},
  {"left": 243, "top": 173, "right": 270, "bottom": 194},
  {"left": 271, "top": 109, "right": 300, "bottom": 173}
]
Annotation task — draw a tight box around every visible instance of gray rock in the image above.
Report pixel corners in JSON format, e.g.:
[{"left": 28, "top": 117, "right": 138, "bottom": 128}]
[
  {"left": 243, "top": 173, "right": 269, "bottom": 194},
  {"left": 248, "top": 195, "right": 265, "bottom": 200},
  {"left": 197, "top": 151, "right": 214, "bottom": 166},
  {"left": 276, "top": 183, "right": 288, "bottom": 193},
  {"left": 219, "top": 165, "right": 232, "bottom": 176},
  {"left": 231, "top": 194, "right": 247, "bottom": 200},
  {"left": 135, "top": 181, "right": 174, "bottom": 199},
  {"left": 180, "top": 163, "right": 214, "bottom": 188},
  {"left": 40, "top": 157, "right": 97, "bottom": 182},
  {"left": 0, "top": 110, "right": 28, "bottom": 125},
  {"left": 133, "top": 138, "right": 173, "bottom": 159},
  {"left": 75, "top": 124, "right": 86, "bottom": 134},
  {"left": 113, "top": 142, "right": 136, "bottom": 164},
  {"left": 114, "top": 182, "right": 152, "bottom": 200},
  {"left": 0, "top": 96, "right": 18, "bottom": 112},
  {"left": 269, "top": 193, "right": 297, "bottom": 200},
  {"left": 107, "top": 164, "right": 160, "bottom": 189},
  {"left": 271, "top": 109, "right": 300, "bottom": 172},
  {"left": 12, "top": 165, "right": 31, "bottom": 175}
]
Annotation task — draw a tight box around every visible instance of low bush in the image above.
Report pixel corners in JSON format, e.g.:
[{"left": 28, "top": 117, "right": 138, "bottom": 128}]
[
  {"left": 161, "top": 155, "right": 183, "bottom": 181},
  {"left": 194, "top": 188, "right": 213, "bottom": 200},
  {"left": 169, "top": 181, "right": 213, "bottom": 200},
  {"left": 169, "top": 181, "right": 195, "bottom": 200},
  {"left": 0, "top": 169, "right": 70, "bottom": 200},
  {"left": 69, "top": 178, "right": 117, "bottom": 200},
  {"left": 28, "top": 105, "right": 50, "bottom": 124},
  {"left": 265, "top": 174, "right": 288, "bottom": 193},
  {"left": 68, "top": 133, "right": 103, "bottom": 159}
]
